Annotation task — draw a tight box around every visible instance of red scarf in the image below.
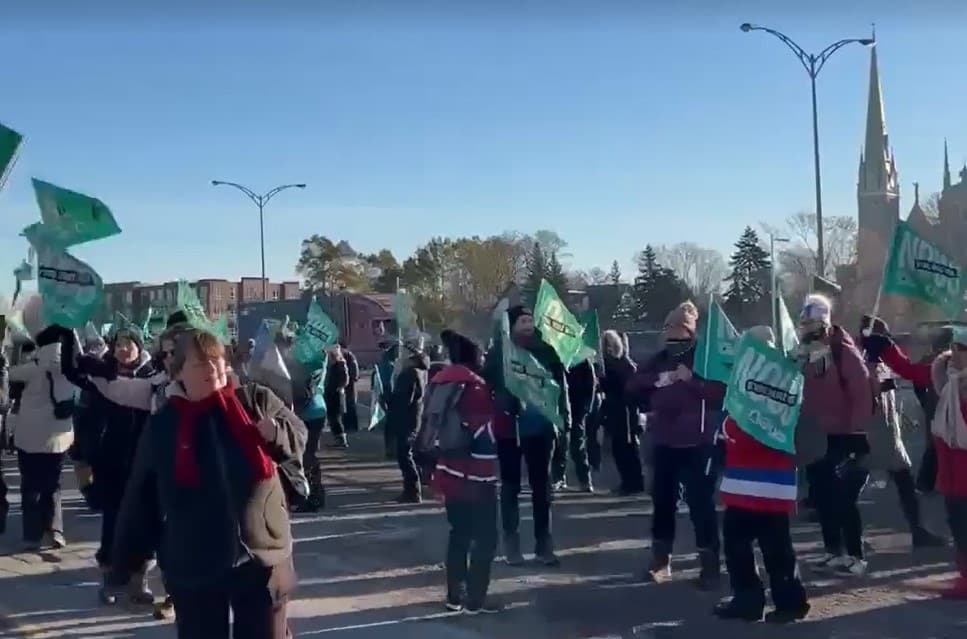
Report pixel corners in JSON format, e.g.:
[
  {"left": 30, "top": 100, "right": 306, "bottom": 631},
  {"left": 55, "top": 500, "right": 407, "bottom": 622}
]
[{"left": 170, "top": 381, "right": 275, "bottom": 486}]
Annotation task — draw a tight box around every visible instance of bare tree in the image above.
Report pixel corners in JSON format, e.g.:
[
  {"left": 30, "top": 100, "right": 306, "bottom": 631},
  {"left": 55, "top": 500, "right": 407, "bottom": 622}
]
[
  {"left": 651, "top": 242, "right": 728, "bottom": 298},
  {"left": 761, "top": 211, "right": 858, "bottom": 290},
  {"left": 585, "top": 267, "right": 610, "bottom": 285}
]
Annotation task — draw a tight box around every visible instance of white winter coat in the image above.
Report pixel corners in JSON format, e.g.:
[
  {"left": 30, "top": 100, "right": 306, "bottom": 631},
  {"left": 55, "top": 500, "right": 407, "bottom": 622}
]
[{"left": 7, "top": 342, "right": 74, "bottom": 454}]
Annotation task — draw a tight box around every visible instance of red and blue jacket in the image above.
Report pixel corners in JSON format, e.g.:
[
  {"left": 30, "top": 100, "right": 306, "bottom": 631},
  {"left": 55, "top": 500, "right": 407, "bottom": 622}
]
[{"left": 719, "top": 416, "right": 797, "bottom": 514}]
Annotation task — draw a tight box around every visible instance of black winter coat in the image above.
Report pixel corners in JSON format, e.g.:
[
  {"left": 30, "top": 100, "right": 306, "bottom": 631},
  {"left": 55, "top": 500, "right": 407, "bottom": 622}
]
[
  {"left": 600, "top": 354, "right": 638, "bottom": 439},
  {"left": 566, "top": 359, "right": 597, "bottom": 424},
  {"left": 388, "top": 353, "right": 429, "bottom": 436},
  {"left": 323, "top": 358, "right": 349, "bottom": 416}
]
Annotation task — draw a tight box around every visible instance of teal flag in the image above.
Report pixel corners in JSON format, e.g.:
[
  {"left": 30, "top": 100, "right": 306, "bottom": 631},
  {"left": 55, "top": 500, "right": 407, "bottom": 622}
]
[
  {"left": 693, "top": 299, "right": 739, "bottom": 383},
  {"left": 724, "top": 333, "right": 804, "bottom": 453},
  {"left": 176, "top": 280, "right": 209, "bottom": 328},
  {"left": 881, "top": 220, "right": 967, "bottom": 316},
  {"left": 369, "top": 366, "right": 386, "bottom": 431},
  {"left": 394, "top": 288, "right": 417, "bottom": 337},
  {"left": 301, "top": 363, "right": 329, "bottom": 421},
  {"left": 36, "top": 246, "right": 104, "bottom": 328},
  {"left": 292, "top": 297, "right": 339, "bottom": 370},
  {"left": 534, "top": 279, "right": 585, "bottom": 368},
  {"left": 500, "top": 312, "right": 563, "bottom": 432},
  {"left": 572, "top": 309, "right": 600, "bottom": 365},
  {"left": 777, "top": 295, "right": 799, "bottom": 356},
  {"left": 1, "top": 122, "right": 23, "bottom": 191},
  {"left": 31, "top": 179, "right": 122, "bottom": 248}
]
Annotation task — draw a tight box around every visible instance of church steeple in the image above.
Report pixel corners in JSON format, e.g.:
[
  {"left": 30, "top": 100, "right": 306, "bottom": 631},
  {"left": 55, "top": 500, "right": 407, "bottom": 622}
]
[
  {"left": 858, "top": 41, "right": 897, "bottom": 196},
  {"left": 943, "top": 139, "right": 952, "bottom": 190}
]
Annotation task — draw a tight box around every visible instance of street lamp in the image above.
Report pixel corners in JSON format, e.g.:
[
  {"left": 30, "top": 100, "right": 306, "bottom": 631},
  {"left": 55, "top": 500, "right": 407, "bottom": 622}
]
[
  {"left": 740, "top": 23, "right": 874, "bottom": 277},
  {"left": 769, "top": 233, "right": 790, "bottom": 340},
  {"left": 211, "top": 180, "right": 306, "bottom": 301}
]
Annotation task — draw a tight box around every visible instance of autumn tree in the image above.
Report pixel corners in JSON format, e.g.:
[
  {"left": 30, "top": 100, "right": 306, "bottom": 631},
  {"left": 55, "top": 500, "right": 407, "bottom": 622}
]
[{"left": 295, "top": 235, "right": 369, "bottom": 293}]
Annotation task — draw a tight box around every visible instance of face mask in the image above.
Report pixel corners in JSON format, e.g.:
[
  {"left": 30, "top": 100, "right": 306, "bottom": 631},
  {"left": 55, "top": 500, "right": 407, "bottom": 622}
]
[{"left": 664, "top": 338, "right": 694, "bottom": 358}]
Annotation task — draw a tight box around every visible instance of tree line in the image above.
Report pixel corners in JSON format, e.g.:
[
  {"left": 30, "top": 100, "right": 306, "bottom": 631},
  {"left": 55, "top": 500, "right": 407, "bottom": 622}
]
[{"left": 294, "top": 212, "right": 858, "bottom": 331}]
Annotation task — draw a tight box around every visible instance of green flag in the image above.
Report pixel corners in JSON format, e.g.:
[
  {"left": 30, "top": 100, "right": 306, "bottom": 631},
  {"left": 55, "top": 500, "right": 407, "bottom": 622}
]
[
  {"left": 724, "top": 333, "right": 804, "bottom": 453},
  {"left": 0, "top": 122, "right": 23, "bottom": 191},
  {"left": 777, "top": 295, "right": 799, "bottom": 356},
  {"left": 176, "top": 280, "right": 211, "bottom": 330},
  {"left": 500, "top": 312, "right": 563, "bottom": 432},
  {"left": 30, "top": 179, "right": 122, "bottom": 248},
  {"left": 881, "top": 220, "right": 967, "bottom": 316},
  {"left": 693, "top": 299, "right": 739, "bottom": 383},
  {"left": 369, "top": 366, "right": 386, "bottom": 431},
  {"left": 291, "top": 297, "right": 339, "bottom": 370},
  {"left": 572, "top": 309, "right": 600, "bottom": 365},
  {"left": 393, "top": 288, "right": 417, "bottom": 337},
  {"left": 533, "top": 279, "right": 585, "bottom": 368},
  {"left": 36, "top": 246, "right": 104, "bottom": 328}
]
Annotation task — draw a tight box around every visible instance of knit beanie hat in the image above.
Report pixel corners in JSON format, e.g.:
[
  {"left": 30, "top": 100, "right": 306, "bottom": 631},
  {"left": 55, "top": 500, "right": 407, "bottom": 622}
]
[
  {"left": 507, "top": 305, "right": 533, "bottom": 330},
  {"left": 800, "top": 294, "right": 832, "bottom": 328},
  {"left": 663, "top": 301, "right": 699, "bottom": 335},
  {"left": 441, "top": 329, "right": 482, "bottom": 368},
  {"left": 113, "top": 327, "right": 144, "bottom": 353}
]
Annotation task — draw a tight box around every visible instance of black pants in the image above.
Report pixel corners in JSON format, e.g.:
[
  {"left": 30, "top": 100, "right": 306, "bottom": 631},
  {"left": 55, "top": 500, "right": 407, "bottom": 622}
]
[
  {"left": 552, "top": 411, "right": 591, "bottom": 486},
  {"left": 651, "top": 445, "right": 719, "bottom": 554},
  {"left": 946, "top": 496, "right": 967, "bottom": 557},
  {"left": 302, "top": 422, "right": 326, "bottom": 507},
  {"left": 0, "top": 453, "right": 8, "bottom": 534},
  {"left": 17, "top": 450, "right": 65, "bottom": 543},
  {"left": 381, "top": 412, "right": 394, "bottom": 457},
  {"left": 723, "top": 508, "right": 807, "bottom": 611},
  {"left": 586, "top": 406, "right": 602, "bottom": 472},
  {"left": 498, "top": 433, "right": 554, "bottom": 546},
  {"left": 169, "top": 560, "right": 294, "bottom": 639},
  {"left": 890, "top": 467, "right": 923, "bottom": 533},
  {"left": 325, "top": 406, "right": 346, "bottom": 444},
  {"left": 445, "top": 497, "right": 498, "bottom": 607},
  {"left": 605, "top": 407, "right": 645, "bottom": 492},
  {"left": 917, "top": 441, "right": 937, "bottom": 493},
  {"left": 344, "top": 386, "right": 359, "bottom": 432},
  {"left": 396, "top": 430, "right": 420, "bottom": 495},
  {"left": 814, "top": 434, "right": 869, "bottom": 558}
]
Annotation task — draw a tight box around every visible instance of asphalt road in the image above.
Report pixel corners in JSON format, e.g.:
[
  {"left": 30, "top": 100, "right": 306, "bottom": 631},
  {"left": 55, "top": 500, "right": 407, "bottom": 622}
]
[{"left": 0, "top": 423, "right": 963, "bottom": 639}]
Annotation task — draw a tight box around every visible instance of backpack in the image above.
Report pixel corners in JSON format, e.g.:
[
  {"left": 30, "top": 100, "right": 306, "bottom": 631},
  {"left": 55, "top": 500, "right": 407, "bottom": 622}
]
[
  {"left": 415, "top": 382, "right": 471, "bottom": 456},
  {"left": 240, "top": 384, "right": 310, "bottom": 509}
]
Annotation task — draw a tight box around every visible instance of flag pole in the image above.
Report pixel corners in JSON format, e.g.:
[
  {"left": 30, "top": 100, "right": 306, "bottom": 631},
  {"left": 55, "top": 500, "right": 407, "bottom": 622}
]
[{"left": 699, "top": 292, "right": 714, "bottom": 435}]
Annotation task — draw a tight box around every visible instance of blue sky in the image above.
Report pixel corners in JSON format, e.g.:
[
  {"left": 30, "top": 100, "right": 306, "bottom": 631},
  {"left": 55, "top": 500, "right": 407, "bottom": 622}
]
[{"left": 1, "top": 0, "right": 965, "bottom": 300}]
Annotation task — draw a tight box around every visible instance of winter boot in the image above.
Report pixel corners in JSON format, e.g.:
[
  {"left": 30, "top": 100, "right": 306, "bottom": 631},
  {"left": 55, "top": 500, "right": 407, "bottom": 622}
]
[
  {"left": 153, "top": 595, "right": 175, "bottom": 620},
  {"left": 535, "top": 535, "right": 561, "bottom": 567},
  {"left": 696, "top": 548, "right": 721, "bottom": 591},
  {"left": 644, "top": 540, "right": 672, "bottom": 583},
  {"left": 712, "top": 592, "right": 764, "bottom": 622},
  {"left": 128, "top": 565, "right": 156, "bottom": 605},
  {"left": 764, "top": 603, "right": 811, "bottom": 624},
  {"left": 503, "top": 532, "right": 525, "bottom": 566}
]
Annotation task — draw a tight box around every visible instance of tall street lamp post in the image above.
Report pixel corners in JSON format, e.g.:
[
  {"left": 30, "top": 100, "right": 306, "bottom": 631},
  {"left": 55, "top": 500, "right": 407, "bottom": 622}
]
[
  {"left": 740, "top": 23, "right": 874, "bottom": 277},
  {"left": 211, "top": 180, "right": 306, "bottom": 301},
  {"left": 769, "top": 233, "right": 790, "bottom": 339}
]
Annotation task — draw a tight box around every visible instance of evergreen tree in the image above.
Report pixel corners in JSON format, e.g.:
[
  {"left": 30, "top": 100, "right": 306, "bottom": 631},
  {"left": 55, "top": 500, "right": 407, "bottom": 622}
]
[
  {"left": 608, "top": 260, "right": 622, "bottom": 284},
  {"left": 545, "top": 251, "right": 569, "bottom": 297},
  {"left": 633, "top": 245, "right": 693, "bottom": 326},
  {"left": 723, "top": 226, "right": 772, "bottom": 325},
  {"left": 523, "top": 242, "right": 547, "bottom": 306}
]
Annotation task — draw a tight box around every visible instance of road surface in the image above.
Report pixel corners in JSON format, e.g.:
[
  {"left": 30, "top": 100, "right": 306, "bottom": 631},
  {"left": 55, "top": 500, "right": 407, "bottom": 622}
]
[{"left": 0, "top": 425, "right": 962, "bottom": 639}]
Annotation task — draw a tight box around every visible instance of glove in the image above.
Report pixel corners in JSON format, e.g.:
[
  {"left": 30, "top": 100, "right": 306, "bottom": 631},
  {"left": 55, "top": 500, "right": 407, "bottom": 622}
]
[{"left": 861, "top": 332, "right": 893, "bottom": 363}]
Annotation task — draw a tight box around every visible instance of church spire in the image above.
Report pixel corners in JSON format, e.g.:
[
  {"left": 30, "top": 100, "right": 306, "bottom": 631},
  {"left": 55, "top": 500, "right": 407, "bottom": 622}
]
[
  {"left": 943, "top": 139, "right": 952, "bottom": 190},
  {"left": 858, "top": 40, "right": 895, "bottom": 195}
]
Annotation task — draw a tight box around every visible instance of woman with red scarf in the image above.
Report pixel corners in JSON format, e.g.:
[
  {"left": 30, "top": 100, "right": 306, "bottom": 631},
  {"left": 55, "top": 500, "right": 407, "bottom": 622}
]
[{"left": 109, "top": 328, "right": 307, "bottom": 638}]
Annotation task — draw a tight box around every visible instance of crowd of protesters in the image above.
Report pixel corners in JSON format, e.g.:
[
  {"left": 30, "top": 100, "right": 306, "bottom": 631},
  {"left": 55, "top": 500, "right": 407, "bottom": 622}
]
[{"left": 0, "top": 288, "right": 964, "bottom": 638}]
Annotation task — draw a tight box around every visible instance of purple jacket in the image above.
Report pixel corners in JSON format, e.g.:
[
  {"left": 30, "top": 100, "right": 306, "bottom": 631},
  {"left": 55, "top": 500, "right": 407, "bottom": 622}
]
[{"left": 625, "top": 346, "right": 726, "bottom": 448}]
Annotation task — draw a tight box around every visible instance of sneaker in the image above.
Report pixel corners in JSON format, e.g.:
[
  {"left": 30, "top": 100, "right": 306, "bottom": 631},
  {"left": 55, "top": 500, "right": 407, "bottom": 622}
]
[
  {"left": 578, "top": 482, "right": 594, "bottom": 494},
  {"left": 465, "top": 601, "right": 503, "bottom": 615},
  {"left": 814, "top": 553, "right": 847, "bottom": 572},
  {"left": 444, "top": 601, "right": 464, "bottom": 613},
  {"left": 394, "top": 492, "right": 422, "bottom": 504},
  {"left": 535, "top": 537, "right": 561, "bottom": 567},
  {"left": 504, "top": 534, "right": 525, "bottom": 566},
  {"left": 712, "top": 598, "right": 763, "bottom": 622},
  {"left": 153, "top": 596, "right": 175, "bottom": 620},
  {"left": 836, "top": 556, "right": 868, "bottom": 577},
  {"left": 764, "top": 604, "right": 810, "bottom": 624},
  {"left": 552, "top": 480, "right": 568, "bottom": 491}
]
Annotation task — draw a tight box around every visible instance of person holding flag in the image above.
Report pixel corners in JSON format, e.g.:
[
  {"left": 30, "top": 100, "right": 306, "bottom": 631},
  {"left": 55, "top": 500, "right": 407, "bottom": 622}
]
[
  {"left": 626, "top": 301, "right": 726, "bottom": 589},
  {"left": 714, "top": 326, "right": 810, "bottom": 624},
  {"left": 863, "top": 323, "right": 967, "bottom": 599},
  {"left": 485, "top": 305, "right": 570, "bottom": 567},
  {"left": 794, "top": 294, "right": 873, "bottom": 577}
]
